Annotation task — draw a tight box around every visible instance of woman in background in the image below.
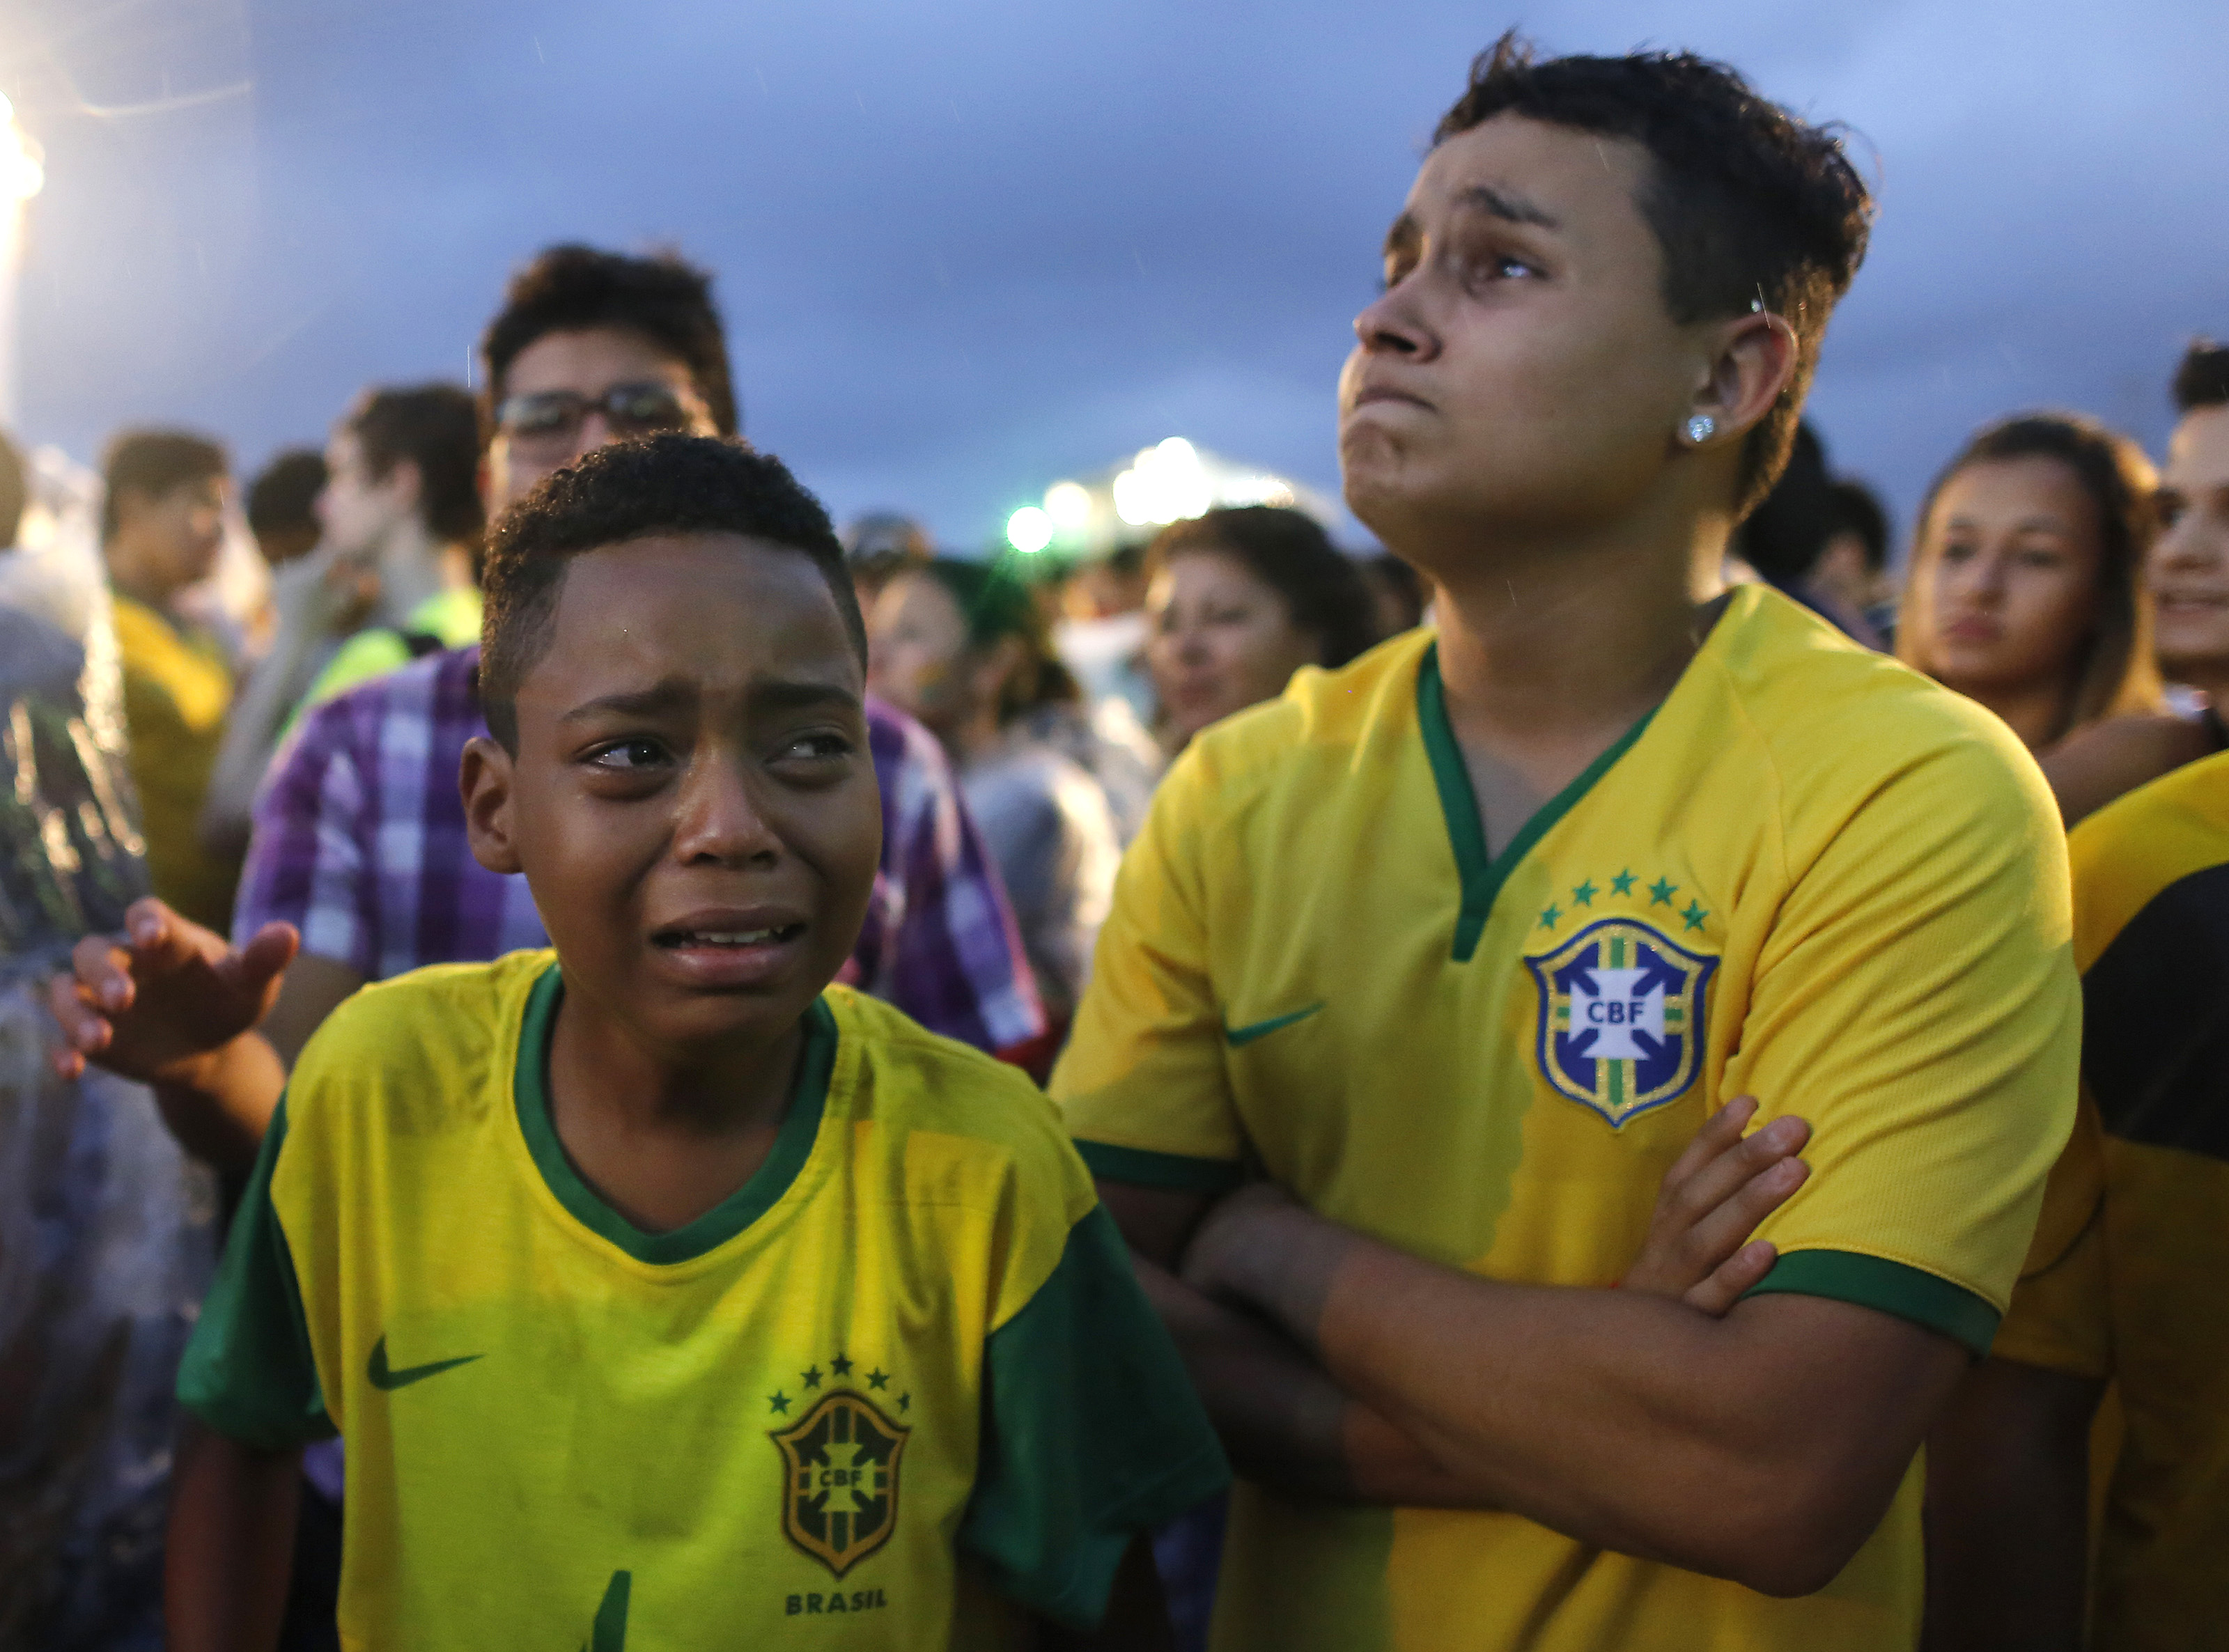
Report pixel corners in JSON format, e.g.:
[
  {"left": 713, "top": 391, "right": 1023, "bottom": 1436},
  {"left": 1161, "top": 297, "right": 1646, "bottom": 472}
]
[
  {"left": 1144, "top": 504, "right": 1380, "bottom": 756},
  {"left": 1895, "top": 411, "right": 2189, "bottom": 822},
  {"left": 868, "top": 559, "right": 1121, "bottom": 1026}
]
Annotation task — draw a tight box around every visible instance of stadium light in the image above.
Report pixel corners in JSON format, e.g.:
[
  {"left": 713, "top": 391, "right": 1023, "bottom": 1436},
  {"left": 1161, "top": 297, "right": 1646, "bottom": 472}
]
[
  {"left": 1043, "top": 480, "right": 1092, "bottom": 531},
  {"left": 1006, "top": 505, "right": 1053, "bottom": 554}
]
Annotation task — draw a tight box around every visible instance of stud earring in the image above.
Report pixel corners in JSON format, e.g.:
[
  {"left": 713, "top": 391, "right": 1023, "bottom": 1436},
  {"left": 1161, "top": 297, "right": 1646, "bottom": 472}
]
[{"left": 1682, "top": 414, "right": 1716, "bottom": 445}]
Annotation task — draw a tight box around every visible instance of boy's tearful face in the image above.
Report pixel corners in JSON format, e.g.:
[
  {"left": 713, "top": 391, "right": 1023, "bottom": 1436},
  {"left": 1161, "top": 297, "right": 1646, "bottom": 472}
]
[{"left": 484, "top": 533, "right": 880, "bottom": 1057}]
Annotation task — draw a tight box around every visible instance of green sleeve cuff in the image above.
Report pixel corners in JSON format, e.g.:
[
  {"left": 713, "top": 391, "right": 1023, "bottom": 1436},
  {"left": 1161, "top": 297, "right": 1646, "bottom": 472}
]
[
  {"left": 177, "top": 1097, "right": 335, "bottom": 1448},
  {"left": 960, "top": 1204, "right": 1231, "bottom": 1630},
  {"left": 1074, "top": 1139, "right": 1243, "bottom": 1195},
  {"left": 1743, "top": 1249, "right": 2001, "bottom": 1357}
]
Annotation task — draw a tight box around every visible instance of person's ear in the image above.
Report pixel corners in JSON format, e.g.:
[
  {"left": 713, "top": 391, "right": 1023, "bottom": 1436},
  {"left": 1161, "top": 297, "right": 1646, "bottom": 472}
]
[
  {"left": 382, "top": 457, "right": 424, "bottom": 518},
  {"left": 460, "top": 733, "right": 524, "bottom": 875},
  {"left": 1685, "top": 311, "right": 1800, "bottom": 446}
]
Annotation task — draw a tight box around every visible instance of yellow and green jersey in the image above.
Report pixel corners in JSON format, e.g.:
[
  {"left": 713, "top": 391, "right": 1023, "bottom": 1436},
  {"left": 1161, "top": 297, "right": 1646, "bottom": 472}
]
[
  {"left": 1053, "top": 585, "right": 2079, "bottom": 1652},
  {"left": 179, "top": 952, "right": 1226, "bottom": 1650},
  {"left": 111, "top": 593, "right": 238, "bottom": 931},
  {"left": 1992, "top": 749, "right": 2229, "bottom": 1652}
]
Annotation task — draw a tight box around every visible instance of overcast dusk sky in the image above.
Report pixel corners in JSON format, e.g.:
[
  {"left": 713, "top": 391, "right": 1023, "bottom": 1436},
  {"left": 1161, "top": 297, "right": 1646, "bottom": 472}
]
[{"left": 3, "top": 0, "right": 2223, "bottom": 555}]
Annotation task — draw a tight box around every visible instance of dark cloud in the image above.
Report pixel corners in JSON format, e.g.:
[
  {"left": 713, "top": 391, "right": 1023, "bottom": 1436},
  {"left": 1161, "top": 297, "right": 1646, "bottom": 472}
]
[{"left": 1, "top": 0, "right": 2220, "bottom": 556}]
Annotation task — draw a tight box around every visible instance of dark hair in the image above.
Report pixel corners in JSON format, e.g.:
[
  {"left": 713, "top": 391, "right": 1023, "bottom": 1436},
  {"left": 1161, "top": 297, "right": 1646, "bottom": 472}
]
[
  {"left": 0, "top": 428, "right": 25, "bottom": 548},
  {"left": 100, "top": 429, "right": 228, "bottom": 542},
  {"left": 479, "top": 434, "right": 860, "bottom": 751},
  {"left": 1734, "top": 421, "right": 1835, "bottom": 582},
  {"left": 2173, "top": 339, "right": 2229, "bottom": 414},
  {"left": 479, "top": 245, "right": 738, "bottom": 437},
  {"left": 246, "top": 449, "right": 327, "bottom": 538},
  {"left": 1900, "top": 412, "right": 2162, "bottom": 738},
  {"left": 1145, "top": 506, "right": 1378, "bottom": 669},
  {"left": 915, "top": 557, "right": 1080, "bottom": 721},
  {"left": 1434, "top": 33, "right": 1873, "bottom": 514},
  {"left": 1826, "top": 478, "right": 1889, "bottom": 572},
  {"left": 348, "top": 383, "right": 486, "bottom": 545}
]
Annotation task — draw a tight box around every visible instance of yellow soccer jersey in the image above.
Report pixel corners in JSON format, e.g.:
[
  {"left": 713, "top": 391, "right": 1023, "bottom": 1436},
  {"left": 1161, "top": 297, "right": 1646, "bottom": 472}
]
[
  {"left": 179, "top": 953, "right": 1226, "bottom": 1650},
  {"left": 111, "top": 595, "right": 238, "bottom": 932},
  {"left": 1053, "top": 585, "right": 2079, "bottom": 1652},
  {"left": 1992, "top": 749, "right": 2229, "bottom": 1652}
]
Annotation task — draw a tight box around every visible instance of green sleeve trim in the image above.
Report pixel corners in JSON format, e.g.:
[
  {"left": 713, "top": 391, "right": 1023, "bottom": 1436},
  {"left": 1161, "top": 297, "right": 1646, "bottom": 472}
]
[
  {"left": 1416, "top": 644, "right": 1659, "bottom": 963},
  {"left": 176, "top": 1096, "right": 336, "bottom": 1448},
  {"left": 513, "top": 963, "right": 837, "bottom": 1263},
  {"left": 1743, "top": 1249, "right": 2001, "bottom": 1357},
  {"left": 961, "top": 1203, "right": 1231, "bottom": 1630},
  {"left": 1074, "top": 1139, "right": 1243, "bottom": 1195}
]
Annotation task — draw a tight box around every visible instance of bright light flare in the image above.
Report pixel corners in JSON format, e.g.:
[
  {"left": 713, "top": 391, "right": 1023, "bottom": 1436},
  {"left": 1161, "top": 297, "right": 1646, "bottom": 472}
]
[
  {"left": 1043, "top": 480, "right": 1092, "bottom": 530},
  {"left": 0, "top": 95, "right": 42, "bottom": 201},
  {"left": 1112, "top": 436, "right": 1213, "bottom": 527},
  {"left": 1006, "top": 505, "right": 1053, "bottom": 554}
]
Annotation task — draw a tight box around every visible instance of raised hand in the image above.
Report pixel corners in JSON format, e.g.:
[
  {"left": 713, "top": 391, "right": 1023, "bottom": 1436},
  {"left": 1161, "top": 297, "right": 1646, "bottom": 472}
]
[
  {"left": 1620, "top": 1095, "right": 1810, "bottom": 1314},
  {"left": 47, "top": 897, "right": 298, "bottom": 1089}
]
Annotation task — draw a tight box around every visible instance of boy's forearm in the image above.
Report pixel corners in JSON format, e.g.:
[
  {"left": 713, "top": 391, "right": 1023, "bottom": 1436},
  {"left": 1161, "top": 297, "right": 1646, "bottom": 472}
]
[
  {"left": 166, "top": 1421, "right": 302, "bottom": 1652},
  {"left": 1201, "top": 1200, "right": 1963, "bottom": 1594},
  {"left": 151, "top": 1031, "right": 287, "bottom": 1176}
]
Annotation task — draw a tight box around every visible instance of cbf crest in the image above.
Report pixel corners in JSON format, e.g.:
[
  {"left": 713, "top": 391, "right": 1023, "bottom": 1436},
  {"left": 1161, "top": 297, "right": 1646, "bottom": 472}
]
[
  {"left": 771, "top": 1387, "right": 910, "bottom": 1577},
  {"left": 1526, "top": 917, "right": 1716, "bottom": 1126}
]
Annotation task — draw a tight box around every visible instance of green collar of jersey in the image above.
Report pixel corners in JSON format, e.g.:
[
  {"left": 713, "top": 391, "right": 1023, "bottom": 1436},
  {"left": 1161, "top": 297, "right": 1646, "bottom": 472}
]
[
  {"left": 1416, "top": 642, "right": 1660, "bottom": 963},
  {"left": 513, "top": 964, "right": 838, "bottom": 1265}
]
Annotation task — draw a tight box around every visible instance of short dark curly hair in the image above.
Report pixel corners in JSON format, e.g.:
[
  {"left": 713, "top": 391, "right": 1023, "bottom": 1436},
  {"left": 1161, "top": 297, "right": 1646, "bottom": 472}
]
[
  {"left": 1145, "top": 506, "right": 1379, "bottom": 668},
  {"left": 1436, "top": 33, "right": 1874, "bottom": 515},
  {"left": 479, "top": 244, "right": 738, "bottom": 439},
  {"left": 2173, "top": 339, "right": 2229, "bottom": 414},
  {"left": 479, "top": 434, "right": 862, "bottom": 752}
]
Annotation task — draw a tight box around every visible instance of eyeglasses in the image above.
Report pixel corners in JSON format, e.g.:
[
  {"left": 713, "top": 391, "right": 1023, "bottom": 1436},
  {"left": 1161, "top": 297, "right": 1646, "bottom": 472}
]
[{"left": 492, "top": 382, "right": 702, "bottom": 458}]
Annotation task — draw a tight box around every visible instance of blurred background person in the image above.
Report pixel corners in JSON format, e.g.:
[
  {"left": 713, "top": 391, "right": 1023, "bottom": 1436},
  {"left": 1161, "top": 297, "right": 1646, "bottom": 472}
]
[
  {"left": 841, "top": 508, "right": 931, "bottom": 611},
  {"left": 1895, "top": 412, "right": 2164, "bottom": 781},
  {"left": 1734, "top": 421, "right": 1886, "bottom": 648},
  {"left": 1822, "top": 476, "right": 1895, "bottom": 639},
  {"left": 1359, "top": 550, "right": 1429, "bottom": 639},
  {"left": 295, "top": 382, "right": 485, "bottom": 708},
  {"left": 1055, "top": 541, "right": 1156, "bottom": 726},
  {"left": 100, "top": 428, "right": 240, "bottom": 932},
  {"left": 1144, "top": 504, "right": 1378, "bottom": 756},
  {"left": 870, "top": 556, "right": 1121, "bottom": 1027},
  {"left": 244, "top": 449, "right": 327, "bottom": 570},
  {"left": 2037, "top": 347, "right": 2229, "bottom": 825},
  {"left": 201, "top": 384, "right": 486, "bottom": 859},
  {"left": 2153, "top": 340, "right": 2229, "bottom": 728}
]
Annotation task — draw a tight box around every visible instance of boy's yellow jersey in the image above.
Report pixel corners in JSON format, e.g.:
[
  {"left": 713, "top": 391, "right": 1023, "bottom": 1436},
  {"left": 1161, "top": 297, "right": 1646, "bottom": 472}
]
[
  {"left": 1993, "top": 749, "right": 2229, "bottom": 1652},
  {"left": 179, "top": 953, "right": 1226, "bottom": 1650},
  {"left": 1053, "top": 586, "right": 2079, "bottom": 1652}
]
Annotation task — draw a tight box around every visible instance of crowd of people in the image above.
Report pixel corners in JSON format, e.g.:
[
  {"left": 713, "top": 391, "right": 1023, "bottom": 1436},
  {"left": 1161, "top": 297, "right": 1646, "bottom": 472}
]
[{"left": 2, "top": 26, "right": 2226, "bottom": 1652}]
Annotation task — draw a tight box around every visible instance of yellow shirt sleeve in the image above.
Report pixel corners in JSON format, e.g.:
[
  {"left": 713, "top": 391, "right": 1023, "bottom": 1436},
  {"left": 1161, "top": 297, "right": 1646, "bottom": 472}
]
[
  {"left": 1050, "top": 745, "right": 1245, "bottom": 1191},
  {"left": 1732, "top": 726, "right": 2081, "bottom": 1354}
]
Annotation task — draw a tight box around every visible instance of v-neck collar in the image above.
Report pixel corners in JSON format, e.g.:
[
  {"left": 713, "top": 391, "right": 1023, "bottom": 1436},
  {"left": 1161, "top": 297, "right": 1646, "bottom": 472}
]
[
  {"left": 1415, "top": 641, "right": 1665, "bottom": 963},
  {"left": 513, "top": 963, "right": 837, "bottom": 1264}
]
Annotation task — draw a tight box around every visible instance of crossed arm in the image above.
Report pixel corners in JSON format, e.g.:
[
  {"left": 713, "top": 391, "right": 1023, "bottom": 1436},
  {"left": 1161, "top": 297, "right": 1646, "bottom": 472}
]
[{"left": 1108, "top": 1100, "right": 1970, "bottom": 1598}]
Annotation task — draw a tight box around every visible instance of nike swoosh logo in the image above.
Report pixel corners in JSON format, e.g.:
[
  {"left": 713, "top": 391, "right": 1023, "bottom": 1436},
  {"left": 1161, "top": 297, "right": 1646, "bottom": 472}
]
[
  {"left": 1225, "top": 1002, "right": 1326, "bottom": 1047},
  {"left": 367, "top": 1334, "right": 483, "bottom": 1392}
]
